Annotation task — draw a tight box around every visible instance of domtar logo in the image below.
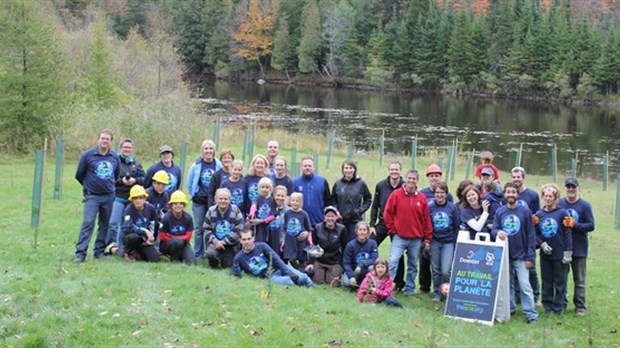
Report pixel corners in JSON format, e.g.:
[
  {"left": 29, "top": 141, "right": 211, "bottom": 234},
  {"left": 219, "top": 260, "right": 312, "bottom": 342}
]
[
  {"left": 286, "top": 218, "right": 301, "bottom": 236},
  {"left": 541, "top": 218, "right": 558, "bottom": 238},
  {"left": 432, "top": 211, "right": 450, "bottom": 229},
  {"left": 96, "top": 161, "right": 114, "bottom": 179}
]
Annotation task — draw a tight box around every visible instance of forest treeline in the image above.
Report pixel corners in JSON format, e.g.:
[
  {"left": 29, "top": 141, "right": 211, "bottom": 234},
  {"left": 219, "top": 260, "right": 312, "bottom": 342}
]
[{"left": 1, "top": 0, "right": 620, "bottom": 153}]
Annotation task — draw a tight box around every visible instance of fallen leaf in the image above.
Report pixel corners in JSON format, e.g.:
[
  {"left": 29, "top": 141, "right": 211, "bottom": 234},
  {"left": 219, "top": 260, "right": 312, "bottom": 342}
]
[
  {"left": 260, "top": 290, "right": 269, "bottom": 298},
  {"left": 249, "top": 330, "right": 260, "bottom": 337},
  {"left": 327, "top": 339, "right": 343, "bottom": 347},
  {"left": 132, "top": 330, "right": 141, "bottom": 337},
  {"left": 112, "top": 313, "right": 120, "bottom": 317},
  {"left": 99, "top": 311, "right": 108, "bottom": 316},
  {"left": 362, "top": 331, "right": 370, "bottom": 338}
]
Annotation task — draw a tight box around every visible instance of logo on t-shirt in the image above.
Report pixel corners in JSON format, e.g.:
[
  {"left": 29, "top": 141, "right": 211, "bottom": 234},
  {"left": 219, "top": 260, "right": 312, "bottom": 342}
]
[
  {"left": 432, "top": 211, "right": 450, "bottom": 230},
  {"left": 540, "top": 218, "right": 559, "bottom": 238},
  {"left": 286, "top": 218, "right": 302, "bottom": 236},
  {"left": 566, "top": 208, "right": 580, "bottom": 223},
  {"left": 248, "top": 183, "right": 259, "bottom": 202},
  {"left": 355, "top": 252, "right": 371, "bottom": 267},
  {"left": 501, "top": 214, "right": 521, "bottom": 236},
  {"left": 248, "top": 255, "right": 268, "bottom": 276},
  {"left": 231, "top": 188, "right": 245, "bottom": 207},
  {"left": 200, "top": 168, "right": 215, "bottom": 187},
  {"left": 171, "top": 224, "right": 186, "bottom": 236},
  {"left": 166, "top": 173, "right": 178, "bottom": 193},
  {"left": 96, "top": 160, "right": 114, "bottom": 179},
  {"left": 215, "top": 220, "right": 232, "bottom": 240},
  {"left": 257, "top": 203, "right": 272, "bottom": 219}
]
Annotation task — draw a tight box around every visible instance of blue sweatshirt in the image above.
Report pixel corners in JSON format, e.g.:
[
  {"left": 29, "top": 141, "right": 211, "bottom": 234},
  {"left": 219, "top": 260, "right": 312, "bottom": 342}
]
[
  {"left": 144, "top": 161, "right": 182, "bottom": 195},
  {"left": 492, "top": 204, "right": 536, "bottom": 263},
  {"left": 429, "top": 200, "right": 460, "bottom": 243},
  {"left": 559, "top": 197, "right": 595, "bottom": 257},
  {"left": 233, "top": 242, "right": 291, "bottom": 278},
  {"left": 343, "top": 239, "right": 378, "bottom": 278},
  {"left": 122, "top": 202, "right": 159, "bottom": 240},
  {"left": 221, "top": 178, "right": 249, "bottom": 215},
  {"left": 293, "top": 173, "right": 331, "bottom": 227},
  {"left": 75, "top": 147, "right": 121, "bottom": 195},
  {"left": 146, "top": 187, "right": 169, "bottom": 219},
  {"left": 271, "top": 174, "right": 294, "bottom": 195},
  {"left": 535, "top": 207, "right": 573, "bottom": 261},
  {"left": 517, "top": 188, "right": 540, "bottom": 214}
]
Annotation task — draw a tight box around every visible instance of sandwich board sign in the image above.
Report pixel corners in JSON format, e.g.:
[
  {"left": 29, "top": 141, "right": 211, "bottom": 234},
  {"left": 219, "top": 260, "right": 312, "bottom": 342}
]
[{"left": 445, "top": 231, "right": 510, "bottom": 326}]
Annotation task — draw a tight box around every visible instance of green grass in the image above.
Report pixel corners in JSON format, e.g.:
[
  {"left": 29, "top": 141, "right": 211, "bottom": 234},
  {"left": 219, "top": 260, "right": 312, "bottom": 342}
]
[{"left": 1, "top": 142, "right": 620, "bottom": 347}]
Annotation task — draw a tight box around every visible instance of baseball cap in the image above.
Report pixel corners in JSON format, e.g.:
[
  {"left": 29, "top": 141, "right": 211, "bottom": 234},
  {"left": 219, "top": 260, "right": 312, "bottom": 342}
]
[
  {"left": 565, "top": 177, "right": 579, "bottom": 187},
  {"left": 481, "top": 166, "right": 494, "bottom": 176},
  {"left": 159, "top": 145, "right": 174, "bottom": 156},
  {"left": 324, "top": 206, "right": 339, "bottom": 215}
]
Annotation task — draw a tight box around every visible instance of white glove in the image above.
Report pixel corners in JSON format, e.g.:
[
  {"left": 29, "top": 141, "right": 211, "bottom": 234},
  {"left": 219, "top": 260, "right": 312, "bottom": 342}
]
[
  {"left": 541, "top": 242, "right": 553, "bottom": 255},
  {"left": 562, "top": 251, "right": 573, "bottom": 264},
  {"left": 349, "top": 277, "right": 357, "bottom": 287},
  {"left": 354, "top": 267, "right": 361, "bottom": 276}
]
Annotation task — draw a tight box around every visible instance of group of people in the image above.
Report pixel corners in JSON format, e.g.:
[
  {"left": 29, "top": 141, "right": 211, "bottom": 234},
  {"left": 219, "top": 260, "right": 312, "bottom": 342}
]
[{"left": 73, "top": 130, "right": 595, "bottom": 317}]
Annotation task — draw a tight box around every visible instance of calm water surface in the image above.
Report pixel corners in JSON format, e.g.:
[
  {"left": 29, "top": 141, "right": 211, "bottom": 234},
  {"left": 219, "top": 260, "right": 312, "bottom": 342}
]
[{"left": 201, "top": 81, "right": 620, "bottom": 178}]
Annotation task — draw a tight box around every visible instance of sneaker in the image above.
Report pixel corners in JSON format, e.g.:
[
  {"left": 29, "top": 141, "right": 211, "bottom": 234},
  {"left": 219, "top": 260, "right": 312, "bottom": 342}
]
[
  {"left": 576, "top": 309, "right": 586, "bottom": 317},
  {"left": 73, "top": 256, "right": 85, "bottom": 263},
  {"left": 527, "top": 318, "right": 538, "bottom": 324},
  {"left": 403, "top": 291, "right": 415, "bottom": 297},
  {"left": 104, "top": 242, "right": 118, "bottom": 255}
]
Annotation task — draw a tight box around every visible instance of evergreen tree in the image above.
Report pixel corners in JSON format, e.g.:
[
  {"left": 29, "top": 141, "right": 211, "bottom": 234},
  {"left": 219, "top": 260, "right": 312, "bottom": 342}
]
[
  {"left": 203, "top": 0, "right": 234, "bottom": 67},
  {"left": 0, "top": 0, "right": 67, "bottom": 153},
  {"left": 85, "top": 13, "right": 125, "bottom": 107},
  {"left": 487, "top": 0, "right": 514, "bottom": 77},
  {"left": 271, "top": 15, "right": 297, "bottom": 77},
  {"left": 298, "top": 0, "right": 322, "bottom": 73},
  {"left": 320, "top": 0, "right": 355, "bottom": 79},
  {"left": 593, "top": 28, "right": 620, "bottom": 95},
  {"left": 170, "top": 0, "right": 207, "bottom": 72},
  {"left": 411, "top": 2, "right": 452, "bottom": 88},
  {"left": 111, "top": 0, "right": 148, "bottom": 39}
]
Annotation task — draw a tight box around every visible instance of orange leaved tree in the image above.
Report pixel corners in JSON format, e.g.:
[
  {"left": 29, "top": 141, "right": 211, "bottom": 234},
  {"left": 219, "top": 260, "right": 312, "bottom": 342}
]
[{"left": 231, "top": 0, "right": 279, "bottom": 78}]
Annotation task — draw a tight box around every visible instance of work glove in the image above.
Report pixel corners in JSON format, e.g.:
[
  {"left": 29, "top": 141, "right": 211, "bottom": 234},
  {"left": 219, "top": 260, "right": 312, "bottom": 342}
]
[
  {"left": 562, "top": 251, "right": 573, "bottom": 264},
  {"left": 354, "top": 267, "right": 362, "bottom": 277},
  {"left": 532, "top": 214, "right": 539, "bottom": 225},
  {"left": 349, "top": 277, "right": 357, "bottom": 287},
  {"left": 540, "top": 242, "right": 553, "bottom": 255},
  {"left": 563, "top": 216, "right": 576, "bottom": 228}
]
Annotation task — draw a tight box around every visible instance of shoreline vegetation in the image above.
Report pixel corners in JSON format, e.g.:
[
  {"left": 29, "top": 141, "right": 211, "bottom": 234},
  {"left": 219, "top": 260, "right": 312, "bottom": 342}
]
[{"left": 3, "top": 1, "right": 620, "bottom": 156}]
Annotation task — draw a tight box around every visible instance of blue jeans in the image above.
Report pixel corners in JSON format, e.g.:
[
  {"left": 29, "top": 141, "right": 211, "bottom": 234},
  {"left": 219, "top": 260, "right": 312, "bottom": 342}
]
[
  {"left": 431, "top": 241, "right": 455, "bottom": 296},
  {"left": 510, "top": 260, "right": 538, "bottom": 321},
  {"left": 106, "top": 200, "right": 128, "bottom": 247},
  {"left": 389, "top": 235, "right": 422, "bottom": 295},
  {"left": 271, "top": 265, "right": 313, "bottom": 287},
  {"left": 75, "top": 193, "right": 114, "bottom": 260},
  {"left": 192, "top": 202, "right": 209, "bottom": 259}
]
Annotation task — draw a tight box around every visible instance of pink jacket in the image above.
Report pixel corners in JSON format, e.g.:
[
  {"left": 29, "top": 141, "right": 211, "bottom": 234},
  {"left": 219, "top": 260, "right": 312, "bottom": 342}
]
[{"left": 357, "top": 272, "right": 394, "bottom": 303}]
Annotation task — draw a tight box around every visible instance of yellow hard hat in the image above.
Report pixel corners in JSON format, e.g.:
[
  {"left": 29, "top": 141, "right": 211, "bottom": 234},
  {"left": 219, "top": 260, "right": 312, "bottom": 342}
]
[
  {"left": 168, "top": 190, "right": 188, "bottom": 205},
  {"left": 152, "top": 170, "right": 170, "bottom": 184},
  {"left": 129, "top": 185, "right": 149, "bottom": 200}
]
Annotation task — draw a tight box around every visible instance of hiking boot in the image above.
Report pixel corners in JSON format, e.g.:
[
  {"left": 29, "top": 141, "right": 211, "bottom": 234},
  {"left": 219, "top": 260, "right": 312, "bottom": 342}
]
[{"left": 73, "top": 256, "right": 85, "bottom": 263}]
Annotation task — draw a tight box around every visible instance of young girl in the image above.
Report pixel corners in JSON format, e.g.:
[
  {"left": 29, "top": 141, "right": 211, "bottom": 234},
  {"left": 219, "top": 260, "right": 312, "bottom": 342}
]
[
  {"left": 159, "top": 190, "right": 195, "bottom": 265},
  {"left": 269, "top": 185, "right": 290, "bottom": 255},
  {"left": 282, "top": 192, "right": 312, "bottom": 270},
  {"left": 270, "top": 156, "right": 294, "bottom": 195},
  {"left": 475, "top": 151, "right": 500, "bottom": 181},
  {"left": 357, "top": 258, "right": 402, "bottom": 308},
  {"left": 221, "top": 160, "right": 249, "bottom": 216},
  {"left": 534, "top": 183, "right": 573, "bottom": 314},
  {"left": 249, "top": 177, "right": 278, "bottom": 249}
]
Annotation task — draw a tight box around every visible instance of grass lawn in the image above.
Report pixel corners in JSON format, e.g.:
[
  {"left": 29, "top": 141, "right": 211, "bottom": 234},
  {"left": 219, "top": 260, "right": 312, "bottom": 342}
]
[{"left": 1, "top": 144, "right": 619, "bottom": 347}]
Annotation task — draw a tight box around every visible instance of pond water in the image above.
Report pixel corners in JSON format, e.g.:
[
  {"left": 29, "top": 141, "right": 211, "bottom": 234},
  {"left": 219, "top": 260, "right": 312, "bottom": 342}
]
[{"left": 201, "top": 81, "right": 620, "bottom": 179}]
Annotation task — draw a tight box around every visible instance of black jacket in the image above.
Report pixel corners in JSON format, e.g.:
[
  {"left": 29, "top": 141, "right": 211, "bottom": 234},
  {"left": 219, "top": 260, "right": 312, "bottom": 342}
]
[
  {"left": 369, "top": 176, "right": 404, "bottom": 227},
  {"left": 331, "top": 176, "right": 372, "bottom": 224},
  {"left": 312, "top": 222, "right": 348, "bottom": 265}
]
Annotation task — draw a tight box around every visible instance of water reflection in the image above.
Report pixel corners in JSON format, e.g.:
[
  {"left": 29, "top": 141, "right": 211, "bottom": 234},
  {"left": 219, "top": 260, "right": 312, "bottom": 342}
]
[{"left": 201, "top": 82, "right": 619, "bottom": 178}]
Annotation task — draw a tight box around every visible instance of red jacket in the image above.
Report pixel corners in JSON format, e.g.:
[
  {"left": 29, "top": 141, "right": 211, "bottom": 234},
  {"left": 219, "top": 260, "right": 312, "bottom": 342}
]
[{"left": 383, "top": 186, "right": 432, "bottom": 243}]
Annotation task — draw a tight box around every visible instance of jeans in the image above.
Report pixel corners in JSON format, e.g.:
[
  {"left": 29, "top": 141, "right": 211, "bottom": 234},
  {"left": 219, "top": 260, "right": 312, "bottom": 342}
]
[
  {"left": 569, "top": 257, "right": 587, "bottom": 311},
  {"left": 271, "top": 265, "right": 313, "bottom": 287},
  {"left": 372, "top": 224, "right": 405, "bottom": 289},
  {"left": 431, "top": 241, "right": 455, "bottom": 296},
  {"left": 106, "top": 200, "right": 128, "bottom": 247},
  {"left": 378, "top": 296, "right": 403, "bottom": 308},
  {"left": 75, "top": 193, "right": 114, "bottom": 260},
  {"left": 192, "top": 202, "right": 209, "bottom": 259},
  {"left": 389, "top": 235, "right": 422, "bottom": 295},
  {"left": 540, "top": 258, "right": 569, "bottom": 313},
  {"left": 510, "top": 260, "right": 538, "bottom": 321}
]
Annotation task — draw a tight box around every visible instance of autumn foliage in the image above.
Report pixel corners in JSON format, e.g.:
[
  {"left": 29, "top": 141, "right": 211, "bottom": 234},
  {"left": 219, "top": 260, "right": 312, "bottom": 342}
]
[{"left": 231, "top": 0, "right": 279, "bottom": 76}]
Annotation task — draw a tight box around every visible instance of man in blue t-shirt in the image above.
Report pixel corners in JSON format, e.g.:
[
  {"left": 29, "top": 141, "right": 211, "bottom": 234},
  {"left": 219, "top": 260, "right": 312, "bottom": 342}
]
[{"left": 74, "top": 129, "right": 121, "bottom": 263}]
